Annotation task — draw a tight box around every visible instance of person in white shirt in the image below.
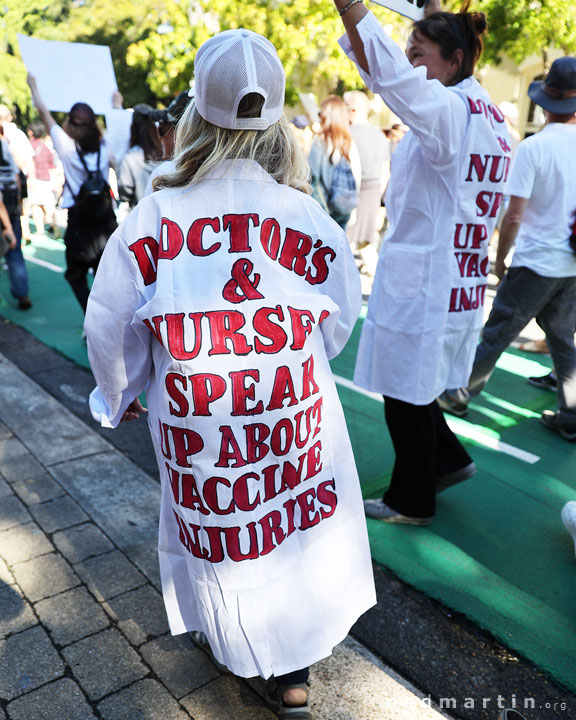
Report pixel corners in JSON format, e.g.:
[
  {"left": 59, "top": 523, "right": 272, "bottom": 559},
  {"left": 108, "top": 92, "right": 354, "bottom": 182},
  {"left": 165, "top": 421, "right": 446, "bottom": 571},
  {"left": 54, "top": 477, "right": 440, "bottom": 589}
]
[
  {"left": 0, "top": 132, "right": 32, "bottom": 309},
  {"left": 117, "top": 104, "right": 163, "bottom": 208},
  {"left": 0, "top": 104, "right": 35, "bottom": 177},
  {"left": 143, "top": 91, "right": 193, "bottom": 197},
  {"left": 84, "top": 29, "right": 375, "bottom": 719},
  {"left": 335, "top": 0, "right": 511, "bottom": 524},
  {"left": 343, "top": 89, "right": 390, "bottom": 273},
  {"left": 440, "top": 57, "right": 576, "bottom": 442},
  {"left": 27, "top": 76, "right": 117, "bottom": 313},
  {"left": 1, "top": 103, "right": 38, "bottom": 247}
]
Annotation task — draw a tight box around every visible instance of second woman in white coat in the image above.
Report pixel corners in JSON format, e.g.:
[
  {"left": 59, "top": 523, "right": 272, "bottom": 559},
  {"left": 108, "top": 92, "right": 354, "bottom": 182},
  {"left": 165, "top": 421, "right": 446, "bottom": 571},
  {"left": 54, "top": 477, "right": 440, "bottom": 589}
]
[{"left": 336, "top": 0, "right": 511, "bottom": 523}]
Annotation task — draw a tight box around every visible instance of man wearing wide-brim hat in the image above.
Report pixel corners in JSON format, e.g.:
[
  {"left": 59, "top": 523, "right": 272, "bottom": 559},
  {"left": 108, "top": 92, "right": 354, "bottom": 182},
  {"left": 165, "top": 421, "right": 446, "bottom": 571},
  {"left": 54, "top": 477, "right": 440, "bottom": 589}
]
[{"left": 440, "top": 56, "right": 576, "bottom": 443}]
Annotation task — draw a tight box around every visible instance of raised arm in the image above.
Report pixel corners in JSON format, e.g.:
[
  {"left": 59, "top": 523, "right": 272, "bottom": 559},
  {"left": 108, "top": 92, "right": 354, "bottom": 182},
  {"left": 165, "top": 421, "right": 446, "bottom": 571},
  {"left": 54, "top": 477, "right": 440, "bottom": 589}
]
[
  {"left": 424, "top": 0, "right": 442, "bottom": 16},
  {"left": 27, "top": 74, "right": 56, "bottom": 131},
  {"left": 336, "top": 0, "right": 468, "bottom": 165},
  {"left": 334, "top": 0, "right": 442, "bottom": 74},
  {"left": 333, "top": 0, "right": 370, "bottom": 72}
]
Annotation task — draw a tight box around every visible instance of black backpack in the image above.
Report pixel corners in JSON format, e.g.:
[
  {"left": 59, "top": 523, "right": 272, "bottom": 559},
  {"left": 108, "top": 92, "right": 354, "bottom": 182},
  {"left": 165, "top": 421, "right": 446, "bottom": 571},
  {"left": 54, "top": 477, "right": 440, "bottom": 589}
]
[
  {"left": 0, "top": 140, "right": 20, "bottom": 213},
  {"left": 72, "top": 145, "right": 114, "bottom": 221}
]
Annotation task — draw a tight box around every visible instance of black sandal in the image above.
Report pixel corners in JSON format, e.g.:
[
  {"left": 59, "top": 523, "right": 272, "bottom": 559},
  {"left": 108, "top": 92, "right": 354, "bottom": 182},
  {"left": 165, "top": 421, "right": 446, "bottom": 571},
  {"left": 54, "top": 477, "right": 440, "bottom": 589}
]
[{"left": 265, "top": 680, "right": 313, "bottom": 719}]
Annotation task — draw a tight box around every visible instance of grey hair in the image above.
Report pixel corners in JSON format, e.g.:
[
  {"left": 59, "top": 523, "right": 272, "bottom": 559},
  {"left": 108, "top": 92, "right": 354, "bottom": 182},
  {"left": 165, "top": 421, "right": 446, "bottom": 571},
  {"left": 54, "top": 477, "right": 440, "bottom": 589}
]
[{"left": 153, "top": 100, "right": 311, "bottom": 194}]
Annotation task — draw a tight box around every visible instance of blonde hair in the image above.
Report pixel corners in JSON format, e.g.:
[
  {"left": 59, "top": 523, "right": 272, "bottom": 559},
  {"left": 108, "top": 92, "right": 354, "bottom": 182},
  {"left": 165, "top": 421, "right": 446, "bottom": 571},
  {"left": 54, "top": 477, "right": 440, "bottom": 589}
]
[{"left": 154, "top": 96, "right": 311, "bottom": 194}]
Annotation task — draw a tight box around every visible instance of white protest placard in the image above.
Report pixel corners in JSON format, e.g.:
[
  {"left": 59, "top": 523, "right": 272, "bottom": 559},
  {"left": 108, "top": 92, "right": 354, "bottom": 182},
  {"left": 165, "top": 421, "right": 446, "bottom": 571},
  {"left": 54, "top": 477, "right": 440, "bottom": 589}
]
[
  {"left": 18, "top": 35, "right": 118, "bottom": 115},
  {"left": 370, "top": 0, "right": 425, "bottom": 20}
]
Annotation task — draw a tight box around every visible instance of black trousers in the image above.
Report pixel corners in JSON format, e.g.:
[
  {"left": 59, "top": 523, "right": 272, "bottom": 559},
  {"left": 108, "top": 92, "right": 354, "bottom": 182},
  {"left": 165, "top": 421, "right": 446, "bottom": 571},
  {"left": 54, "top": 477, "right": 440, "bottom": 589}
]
[
  {"left": 382, "top": 396, "right": 472, "bottom": 518},
  {"left": 64, "top": 204, "right": 117, "bottom": 312},
  {"left": 275, "top": 667, "right": 309, "bottom": 685}
]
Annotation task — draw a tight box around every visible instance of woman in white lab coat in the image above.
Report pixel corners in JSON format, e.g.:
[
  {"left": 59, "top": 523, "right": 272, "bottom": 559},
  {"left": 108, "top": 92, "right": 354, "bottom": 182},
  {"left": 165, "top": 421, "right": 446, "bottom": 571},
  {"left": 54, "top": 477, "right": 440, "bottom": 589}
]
[
  {"left": 85, "top": 28, "right": 375, "bottom": 720},
  {"left": 335, "top": 0, "right": 511, "bottom": 523}
]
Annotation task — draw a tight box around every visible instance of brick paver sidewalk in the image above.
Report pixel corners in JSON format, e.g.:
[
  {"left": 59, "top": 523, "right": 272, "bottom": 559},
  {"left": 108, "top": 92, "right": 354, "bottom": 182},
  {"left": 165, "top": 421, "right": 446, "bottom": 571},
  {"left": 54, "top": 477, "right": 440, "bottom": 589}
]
[{"left": 0, "top": 352, "right": 451, "bottom": 720}]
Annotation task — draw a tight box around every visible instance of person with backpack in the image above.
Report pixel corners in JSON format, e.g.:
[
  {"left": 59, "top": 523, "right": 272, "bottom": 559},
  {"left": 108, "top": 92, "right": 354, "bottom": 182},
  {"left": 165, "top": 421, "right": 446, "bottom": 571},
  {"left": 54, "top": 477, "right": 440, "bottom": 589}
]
[
  {"left": 0, "top": 191, "right": 17, "bottom": 258},
  {"left": 0, "top": 128, "right": 32, "bottom": 310},
  {"left": 27, "top": 75, "right": 117, "bottom": 313}
]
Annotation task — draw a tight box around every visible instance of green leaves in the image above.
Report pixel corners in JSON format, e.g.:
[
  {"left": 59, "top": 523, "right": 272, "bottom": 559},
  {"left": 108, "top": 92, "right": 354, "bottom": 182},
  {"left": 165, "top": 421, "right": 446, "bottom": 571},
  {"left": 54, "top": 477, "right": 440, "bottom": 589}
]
[
  {"left": 478, "top": 0, "right": 576, "bottom": 66},
  {"left": 3, "top": 0, "right": 576, "bottom": 126}
]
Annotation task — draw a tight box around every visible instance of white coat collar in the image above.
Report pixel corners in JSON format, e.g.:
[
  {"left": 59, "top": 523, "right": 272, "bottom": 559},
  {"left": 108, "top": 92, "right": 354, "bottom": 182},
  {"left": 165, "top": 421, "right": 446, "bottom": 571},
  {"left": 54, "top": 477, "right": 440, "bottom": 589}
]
[
  {"left": 456, "top": 75, "right": 491, "bottom": 104},
  {"left": 203, "top": 159, "right": 277, "bottom": 183}
]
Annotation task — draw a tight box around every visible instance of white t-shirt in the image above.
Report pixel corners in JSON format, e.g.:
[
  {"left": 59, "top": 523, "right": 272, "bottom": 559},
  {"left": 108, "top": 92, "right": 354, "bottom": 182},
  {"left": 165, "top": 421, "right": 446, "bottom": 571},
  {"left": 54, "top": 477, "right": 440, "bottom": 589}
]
[
  {"left": 508, "top": 123, "right": 576, "bottom": 277},
  {"left": 2, "top": 122, "right": 34, "bottom": 173},
  {"left": 50, "top": 125, "right": 111, "bottom": 208}
]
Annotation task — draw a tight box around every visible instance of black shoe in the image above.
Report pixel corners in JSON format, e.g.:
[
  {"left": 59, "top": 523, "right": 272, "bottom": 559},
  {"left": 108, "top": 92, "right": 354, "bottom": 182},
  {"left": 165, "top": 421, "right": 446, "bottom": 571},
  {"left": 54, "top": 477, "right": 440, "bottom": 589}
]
[
  {"left": 17, "top": 295, "right": 32, "bottom": 310},
  {"left": 540, "top": 410, "right": 576, "bottom": 442},
  {"left": 436, "top": 462, "right": 477, "bottom": 493},
  {"left": 527, "top": 372, "right": 557, "bottom": 391}
]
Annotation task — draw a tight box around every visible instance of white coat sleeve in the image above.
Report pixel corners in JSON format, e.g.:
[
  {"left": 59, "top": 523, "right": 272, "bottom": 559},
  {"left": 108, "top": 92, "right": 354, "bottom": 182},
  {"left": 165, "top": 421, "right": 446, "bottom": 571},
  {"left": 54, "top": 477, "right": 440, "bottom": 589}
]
[
  {"left": 85, "top": 227, "right": 152, "bottom": 428},
  {"left": 319, "top": 230, "right": 362, "bottom": 360},
  {"left": 339, "top": 12, "right": 469, "bottom": 166}
]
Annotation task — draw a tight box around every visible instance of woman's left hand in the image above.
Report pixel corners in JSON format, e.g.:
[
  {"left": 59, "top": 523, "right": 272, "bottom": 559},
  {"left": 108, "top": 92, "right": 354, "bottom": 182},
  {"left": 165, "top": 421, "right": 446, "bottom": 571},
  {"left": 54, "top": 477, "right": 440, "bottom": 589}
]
[
  {"left": 3, "top": 227, "right": 16, "bottom": 249},
  {"left": 121, "top": 397, "right": 148, "bottom": 422},
  {"left": 424, "top": 0, "right": 442, "bottom": 16},
  {"left": 494, "top": 258, "right": 507, "bottom": 284}
]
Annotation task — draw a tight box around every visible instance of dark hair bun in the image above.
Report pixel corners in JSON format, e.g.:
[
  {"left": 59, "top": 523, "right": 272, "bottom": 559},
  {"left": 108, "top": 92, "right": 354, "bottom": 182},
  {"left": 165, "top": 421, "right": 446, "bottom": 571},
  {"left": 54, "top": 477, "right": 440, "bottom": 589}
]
[
  {"left": 468, "top": 11, "right": 487, "bottom": 35},
  {"left": 459, "top": 1, "right": 487, "bottom": 35}
]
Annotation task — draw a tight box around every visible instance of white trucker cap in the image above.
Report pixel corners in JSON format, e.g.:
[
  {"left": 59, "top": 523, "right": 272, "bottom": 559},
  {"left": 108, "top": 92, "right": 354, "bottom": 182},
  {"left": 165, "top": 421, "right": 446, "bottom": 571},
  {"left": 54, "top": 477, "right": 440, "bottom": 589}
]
[{"left": 194, "top": 28, "right": 285, "bottom": 131}]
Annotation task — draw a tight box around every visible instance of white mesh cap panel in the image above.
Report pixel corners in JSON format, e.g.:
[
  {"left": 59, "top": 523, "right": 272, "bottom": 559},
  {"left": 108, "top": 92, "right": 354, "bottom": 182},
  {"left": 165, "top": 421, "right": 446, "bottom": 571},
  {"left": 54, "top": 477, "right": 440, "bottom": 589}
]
[{"left": 194, "top": 29, "right": 285, "bottom": 130}]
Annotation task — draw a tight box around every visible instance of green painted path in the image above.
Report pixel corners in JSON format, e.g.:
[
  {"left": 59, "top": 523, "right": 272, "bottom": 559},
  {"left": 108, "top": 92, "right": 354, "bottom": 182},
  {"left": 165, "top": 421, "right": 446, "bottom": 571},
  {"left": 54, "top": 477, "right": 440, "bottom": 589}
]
[{"left": 2, "top": 237, "right": 575, "bottom": 692}]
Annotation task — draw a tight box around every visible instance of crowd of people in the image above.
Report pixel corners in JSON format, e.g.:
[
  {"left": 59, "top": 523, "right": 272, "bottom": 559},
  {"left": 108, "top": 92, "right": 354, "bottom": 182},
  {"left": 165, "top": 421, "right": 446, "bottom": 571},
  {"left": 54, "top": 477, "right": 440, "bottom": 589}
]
[
  {"left": 1, "top": 71, "right": 400, "bottom": 316},
  {"left": 1, "top": 1, "right": 575, "bottom": 718},
  {"left": 0, "top": 61, "right": 411, "bottom": 314}
]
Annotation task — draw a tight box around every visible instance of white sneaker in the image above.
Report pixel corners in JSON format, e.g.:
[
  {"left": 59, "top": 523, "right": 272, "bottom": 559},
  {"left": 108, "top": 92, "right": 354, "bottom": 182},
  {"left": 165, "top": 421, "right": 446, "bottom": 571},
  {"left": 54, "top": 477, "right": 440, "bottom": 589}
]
[
  {"left": 437, "top": 388, "right": 470, "bottom": 418},
  {"left": 363, "top": 498, "right": 433, "bottom": 526},
  {"left": 498, "top": 710, "right": 528, "bottom": 720},
  {"left": 561, "top": 502, "right": 576, "bottom": 558}
]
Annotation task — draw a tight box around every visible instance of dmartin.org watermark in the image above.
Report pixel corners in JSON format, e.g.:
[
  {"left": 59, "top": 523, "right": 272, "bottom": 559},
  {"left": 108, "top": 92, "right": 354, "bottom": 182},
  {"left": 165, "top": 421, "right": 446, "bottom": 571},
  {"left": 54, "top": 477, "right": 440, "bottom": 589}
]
[{"left": 421, "top": 695, "right": 567, "bottom": 712}]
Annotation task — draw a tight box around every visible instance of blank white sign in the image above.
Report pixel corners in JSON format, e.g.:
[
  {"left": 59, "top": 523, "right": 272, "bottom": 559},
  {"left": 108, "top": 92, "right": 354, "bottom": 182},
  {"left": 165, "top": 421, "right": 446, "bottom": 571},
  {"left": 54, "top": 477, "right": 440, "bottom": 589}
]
[
  {"left": 18, "top": 34, "right": 118, "bottom": 115},
  {"left": 370, "top": 0, "right": 425, "bottom": 20}
]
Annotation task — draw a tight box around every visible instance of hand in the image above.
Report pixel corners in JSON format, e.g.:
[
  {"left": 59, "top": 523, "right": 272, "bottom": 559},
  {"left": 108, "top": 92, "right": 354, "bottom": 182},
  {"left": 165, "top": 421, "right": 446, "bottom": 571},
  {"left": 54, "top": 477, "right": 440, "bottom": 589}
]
[
  {"left": 3, "top": 227, "right": 16, "bottom": 249},
  {"left": 27, "top": 73, "right": 37, "bottom": 91},
  {"left": 494, "top": 258, "right": 507, "bottom": 284},
  {"left": 112, "top": 90, "right": 124, "bottom": 109},
  {"left": 121, "top": 397, "right": 148, "bottom": 422},
  {"left": 424, "top": 0, "right": 442, "bottom": 17}
]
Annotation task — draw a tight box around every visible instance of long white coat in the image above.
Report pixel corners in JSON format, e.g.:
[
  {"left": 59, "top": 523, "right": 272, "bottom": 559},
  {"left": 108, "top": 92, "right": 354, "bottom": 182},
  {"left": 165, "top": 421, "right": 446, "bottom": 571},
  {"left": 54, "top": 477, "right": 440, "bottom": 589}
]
[
  {"left": 343, "top": 13, "right": 511, "bottom": 404},
  {"left": 85, "top": 159, "right": 376, "bottom": 678}
]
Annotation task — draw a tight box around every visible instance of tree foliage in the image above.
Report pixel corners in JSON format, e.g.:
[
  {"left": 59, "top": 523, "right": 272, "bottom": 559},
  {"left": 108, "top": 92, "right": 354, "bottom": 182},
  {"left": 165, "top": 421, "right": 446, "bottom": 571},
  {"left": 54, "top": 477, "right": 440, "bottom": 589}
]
[
  {"left": 2, "top": 0, "right": 576, "bottom": 126},
  {"left": 477, "top": 0, "right": 576, "bottom": 66}
]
